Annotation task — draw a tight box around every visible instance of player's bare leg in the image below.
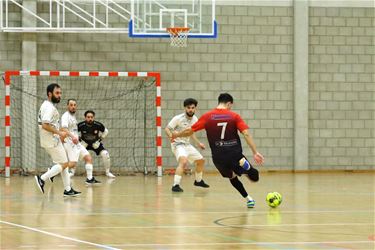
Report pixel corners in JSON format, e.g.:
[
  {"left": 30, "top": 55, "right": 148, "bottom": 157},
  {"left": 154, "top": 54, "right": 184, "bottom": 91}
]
[
  {"left": 172, "top": 156, "right": 188, "bottom": 192},
  {"left": 193, "top": 159, "right": 209, "bottom": 188}
]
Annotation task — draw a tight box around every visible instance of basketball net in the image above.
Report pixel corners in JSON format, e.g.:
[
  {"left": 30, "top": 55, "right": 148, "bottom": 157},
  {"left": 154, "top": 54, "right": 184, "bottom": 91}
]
[{"left": 166, "top": 27, "right": 190, "bottom": 47}]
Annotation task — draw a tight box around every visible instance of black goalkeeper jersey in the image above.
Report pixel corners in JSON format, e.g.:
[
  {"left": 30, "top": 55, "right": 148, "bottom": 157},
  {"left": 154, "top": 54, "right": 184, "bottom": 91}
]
[{"left": 77, "top": 121, "right": 105, "bottom": 145}]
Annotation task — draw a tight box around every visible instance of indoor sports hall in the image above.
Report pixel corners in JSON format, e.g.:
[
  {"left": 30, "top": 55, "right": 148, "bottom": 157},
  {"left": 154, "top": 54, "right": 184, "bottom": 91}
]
[{"left": 0, "top": 0, "right": 374, "bottom": 249}]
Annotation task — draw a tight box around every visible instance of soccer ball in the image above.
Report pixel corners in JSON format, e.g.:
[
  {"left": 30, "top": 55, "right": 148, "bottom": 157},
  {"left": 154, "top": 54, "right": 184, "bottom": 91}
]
[{"left": 266, "top": 192, "right": 282, "bottom": 208}]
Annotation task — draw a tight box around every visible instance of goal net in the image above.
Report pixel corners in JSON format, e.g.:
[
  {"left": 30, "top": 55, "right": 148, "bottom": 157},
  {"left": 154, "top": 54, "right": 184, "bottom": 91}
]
[{"left": 2, "top": 71, "right": 162, "bottom": 177}]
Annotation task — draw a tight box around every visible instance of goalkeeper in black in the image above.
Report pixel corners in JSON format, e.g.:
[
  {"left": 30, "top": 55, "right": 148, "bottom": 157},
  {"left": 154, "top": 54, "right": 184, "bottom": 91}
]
[{"left": 78, "top": 110, "right": 115, "bottom": 178}]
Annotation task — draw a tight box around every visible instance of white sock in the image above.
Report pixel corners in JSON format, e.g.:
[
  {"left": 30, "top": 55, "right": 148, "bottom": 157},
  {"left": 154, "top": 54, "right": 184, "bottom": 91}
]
[
  {"left": 173, "top": 175, "right": 182, "bottom": 186},
  {"left": 100, "top": 150, "right": 111, "bottom": 174},
  {"left": 246, "top": 195, "right": 254, "bottom": 202},
  {"left": 61, "top": 168, "right": 71, "bottom": 192},
  {"left": 41, "top": 164, "right": 62, "bottom": 181},
  {"left": 195, "top": 172, "right": 203, "bottom": 182},
  {"left": 85, "top": 163, "right": 93, "bottom": 180},
  {"left": 70, "top": 167, "right": 76, "bottom": 176}
]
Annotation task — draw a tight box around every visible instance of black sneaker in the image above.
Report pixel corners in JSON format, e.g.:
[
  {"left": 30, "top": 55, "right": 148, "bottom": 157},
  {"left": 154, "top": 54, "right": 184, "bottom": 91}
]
[
  {"left": 172, "top": 185, "right": 184, "bottom": 192},
  {"left": 194, "top": 180, "right": 210, "bottom": 188},
  {"left": 71, "top": 188, "right": 81, "bottom": 196},
  {"left": 85, "top": 177, "right": 101, "bottom": 185},
  {"left": 63, "top": 188, "right": 81, "bottom": 197},
  {"left": 34, "top": 175, "right": 45, "bottom": 194},
  {"left": 47, "top": 168, "right": 55, "bottom": 183}
]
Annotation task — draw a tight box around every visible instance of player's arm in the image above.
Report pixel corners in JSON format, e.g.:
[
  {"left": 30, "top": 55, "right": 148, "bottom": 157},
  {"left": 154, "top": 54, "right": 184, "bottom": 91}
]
[
  {"left": 164, "top": 127, "right": 174, "bottom": 142},
  {"left": 60, "top": 127, "right": 79, "bottom": 144},
  {"left": 241, "top": 129, "right": 264, "bottom": 165},
  {"left": 165, "top": 116, "right": 179, "bottom": 142},
  {"left": 173, "top": 114, "right": 207, "bottom": 139},
  {"left": 236, "top": 114, "right": 264, "bottom": 165},
  {"left": 172, "top": 128, "right": 194, "bottom": 138},
  {"left": 42, "top": 123, "right": 67, "bottom": 141},
  {"left": 190, "top": 133, "right": 205, "bottom": 150},
  {"left": 91, "top": 121, "right": 107, "bottom": 149},
  {"left": 77, "top": 122, "right": 88, "bottom": 147},
  {"left": 97, "top": 121, "right": 108, "bottom": 141},
  {"left": 100, "top": 128, "right": 108, "bottom": 140},
  {"left": 60, "top": 114, "right": 78, "bottom": 144}
]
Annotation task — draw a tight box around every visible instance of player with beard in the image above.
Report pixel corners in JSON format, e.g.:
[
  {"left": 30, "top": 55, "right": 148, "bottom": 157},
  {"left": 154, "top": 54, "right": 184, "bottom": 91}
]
[
  {"left": 171, "top": 93, "right": 264, "bottom": 208},
  {"left": 61, "top": 99, "right": 101, "bottom": 184},
  {"left": 35, "top": 83, "right": 81, "bottom": 196},
  {"left": 77, "top": 110, "right": 115, "bottom": 178},
  {"left": 165, "top": 98, "right": 209, "bottom": 192}
]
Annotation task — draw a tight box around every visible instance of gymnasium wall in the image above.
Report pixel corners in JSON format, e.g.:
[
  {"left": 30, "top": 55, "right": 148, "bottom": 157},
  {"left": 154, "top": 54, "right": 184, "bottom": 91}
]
[{"left": 0, "top": 4, "right": 373, "bottom": 172}]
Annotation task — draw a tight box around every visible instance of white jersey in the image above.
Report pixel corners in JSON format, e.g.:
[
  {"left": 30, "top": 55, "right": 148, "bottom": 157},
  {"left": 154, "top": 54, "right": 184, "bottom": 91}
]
[
  {"left": 61, "top": 111, "right": 79, "bottom": 138},
  {"left": 167, "top": 113, "right": 198, "bottom": 145},
  {"left": 38, "top": 100, "right": 60, "bottom": 148}
]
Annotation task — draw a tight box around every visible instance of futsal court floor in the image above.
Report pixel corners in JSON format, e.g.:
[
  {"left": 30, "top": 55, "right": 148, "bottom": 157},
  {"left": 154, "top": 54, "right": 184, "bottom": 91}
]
[{"left": 0, "top": 172, "right": 374, "bottom": 250}]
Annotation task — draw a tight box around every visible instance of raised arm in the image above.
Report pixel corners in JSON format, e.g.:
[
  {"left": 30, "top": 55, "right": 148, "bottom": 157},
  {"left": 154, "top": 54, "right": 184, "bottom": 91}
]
[{"left": 240, "top": 129, "right": 264, "bottom": 165}]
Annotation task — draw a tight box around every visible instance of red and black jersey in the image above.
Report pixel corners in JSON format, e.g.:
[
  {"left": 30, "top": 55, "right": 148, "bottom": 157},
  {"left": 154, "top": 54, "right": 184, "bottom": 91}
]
[{"left": 191, "top": 108, "right": 249, "bottom": 157}]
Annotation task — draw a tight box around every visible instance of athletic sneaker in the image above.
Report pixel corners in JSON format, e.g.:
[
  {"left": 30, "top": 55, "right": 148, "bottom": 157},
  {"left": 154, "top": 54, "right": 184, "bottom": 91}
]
[
  {"left": 63, "top": 188, "right": 81, "bottom": 197},
  {"left": 194, "top": 180, "right": 210, "bottom": 188},
  {"left": 85, "top": 177, "right": 101, "bottom": 185},
  {"left": 172, "top": 184, "right": 184, "bottom": 192},
  {"left": 34, "top": 175, "right": 45, "bottom": 194},
  {"left": 47, "top": 168, "right": 55, "bottom": 183},
  {"left": 247, "top": 199, "right": 255, "bottom": 208},
  {"left": 106, "top": 172, "right": 116, "bottom": 178},
  {"left": 71, "top": 188, "right": 81, "bottom": 196}
]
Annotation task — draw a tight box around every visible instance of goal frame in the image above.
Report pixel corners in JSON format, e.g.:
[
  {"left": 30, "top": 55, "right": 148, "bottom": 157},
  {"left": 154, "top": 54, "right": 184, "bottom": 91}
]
[{"left": 3, "top": 70, "right": 162, "bottom": 177}]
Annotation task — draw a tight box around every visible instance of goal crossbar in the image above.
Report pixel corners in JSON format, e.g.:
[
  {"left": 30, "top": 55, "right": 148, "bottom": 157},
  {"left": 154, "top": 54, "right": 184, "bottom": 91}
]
[{"left": 3, "top": 70, "right": 162, "bottom": 177}]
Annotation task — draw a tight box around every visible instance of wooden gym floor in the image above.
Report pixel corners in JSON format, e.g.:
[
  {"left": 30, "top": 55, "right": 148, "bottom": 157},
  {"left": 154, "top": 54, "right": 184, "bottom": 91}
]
[{"left": 0, "top": 172, "right": 374, "bottom": 249}]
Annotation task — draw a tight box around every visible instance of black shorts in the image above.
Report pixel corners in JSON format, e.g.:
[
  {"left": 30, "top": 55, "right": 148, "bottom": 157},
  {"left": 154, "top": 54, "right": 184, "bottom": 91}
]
[
  {"left": 212, "top": 153, "right": 253, "bottom": 178},
  {"left": 86, "top": 143, "right": 106, "bottom": 156}
]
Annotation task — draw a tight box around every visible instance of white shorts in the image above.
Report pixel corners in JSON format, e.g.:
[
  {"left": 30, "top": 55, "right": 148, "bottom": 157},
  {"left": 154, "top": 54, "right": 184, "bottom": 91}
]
[
  {"left": 63, "top": 142, "right": 90, "bottom": 162},
  {"left": 172, "top": 143, "right": 203, "bottom": 164},
  {"left": 44, "top": 141, "right": 68, "bottom": 164}
]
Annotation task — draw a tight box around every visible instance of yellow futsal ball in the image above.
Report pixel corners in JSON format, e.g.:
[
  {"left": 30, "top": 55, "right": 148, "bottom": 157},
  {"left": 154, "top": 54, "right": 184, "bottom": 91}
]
[{"left": 266, "top": 192, "right": 282, "bottom": 208}]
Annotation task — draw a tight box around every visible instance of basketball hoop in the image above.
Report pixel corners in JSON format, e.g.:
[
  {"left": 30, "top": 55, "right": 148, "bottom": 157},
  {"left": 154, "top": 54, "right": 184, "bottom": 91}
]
[{"left": 166, "top": 27, "right": 190, "bottom": 47}]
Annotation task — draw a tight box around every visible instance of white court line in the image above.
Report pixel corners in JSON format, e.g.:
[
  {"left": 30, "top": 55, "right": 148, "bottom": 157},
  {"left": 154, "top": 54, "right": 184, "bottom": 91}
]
[
  {"left": 1, "top": 209, "right": 373, "bottom": 217},
  {"left": 0, "top": 220, "right": 121, "bottom": 250},
  {"left": 2, "top": 222, "right": 372, "bottom": 230},
  {"left": 109, "top": 240, "right": 374, "bottom": 247}
]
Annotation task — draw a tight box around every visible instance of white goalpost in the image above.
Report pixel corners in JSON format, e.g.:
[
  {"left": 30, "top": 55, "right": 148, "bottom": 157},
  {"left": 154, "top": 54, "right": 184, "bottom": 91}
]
[{"left": 2, "top": 70, "right": 162, "bottom": 177}]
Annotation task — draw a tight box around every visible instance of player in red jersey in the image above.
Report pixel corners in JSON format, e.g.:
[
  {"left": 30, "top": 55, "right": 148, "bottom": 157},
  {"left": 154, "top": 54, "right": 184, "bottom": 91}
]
[{"left": 171, "top": 93, "right": 264, "bottom": 208}]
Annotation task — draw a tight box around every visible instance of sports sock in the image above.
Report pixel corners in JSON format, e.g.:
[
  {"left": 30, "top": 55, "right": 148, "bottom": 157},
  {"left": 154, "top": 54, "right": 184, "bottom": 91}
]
[
  {"left": 85, "top": 163, "right": 93, "bottom": 180},
  {"left": 61, "top": 167, "right": 71, "bottom": 192},
  {"left": 173, "top": 175, "right": 182, "bottom": 186},
  {"left": 41, "top": 164, "right": 62, "bottom": 181},
  {"left": 230, "top": 176, "right": 248, "bottom": 198},
  {"left": 195, "top": 171, "right": 203, "bottom": 182}
]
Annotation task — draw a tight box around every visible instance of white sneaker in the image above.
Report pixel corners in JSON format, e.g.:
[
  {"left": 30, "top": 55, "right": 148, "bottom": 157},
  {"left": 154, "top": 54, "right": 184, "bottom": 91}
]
[{"left": 106, "top": 172, "right": 116, "bottom": 178}]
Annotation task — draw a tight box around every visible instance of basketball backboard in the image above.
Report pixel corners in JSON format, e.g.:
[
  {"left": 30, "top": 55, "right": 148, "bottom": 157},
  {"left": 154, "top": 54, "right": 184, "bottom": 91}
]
[{"left": 129, "top": 0, "right": 217, "bottom": 38}]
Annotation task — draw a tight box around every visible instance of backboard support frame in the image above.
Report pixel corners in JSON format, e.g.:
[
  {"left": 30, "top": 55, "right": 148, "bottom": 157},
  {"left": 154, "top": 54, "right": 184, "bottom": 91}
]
[{"left": 129, "top": 0, "right": 217, "bottom": 39}]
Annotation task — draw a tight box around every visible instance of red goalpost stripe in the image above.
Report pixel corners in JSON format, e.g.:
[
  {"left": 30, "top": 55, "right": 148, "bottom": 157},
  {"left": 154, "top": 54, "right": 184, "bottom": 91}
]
[{"left": 4, "top": 70, "right": 163, "bottom": 175}]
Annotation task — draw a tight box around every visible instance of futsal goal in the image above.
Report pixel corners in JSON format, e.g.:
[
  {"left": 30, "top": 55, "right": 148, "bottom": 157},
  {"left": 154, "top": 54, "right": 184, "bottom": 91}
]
[{"left": 1, "top": 70, "right": 162, "bottom": 177}]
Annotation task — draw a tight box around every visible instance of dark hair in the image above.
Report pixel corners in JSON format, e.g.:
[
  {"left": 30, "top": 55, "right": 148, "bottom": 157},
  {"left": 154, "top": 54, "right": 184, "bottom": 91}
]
[
  {"left": 67, "top": 98, "right": 77, "bottom": 105},
  {"left": 218, "top": 93, "right": 234, "bottom": 104},
  {"left": 183, "top": 98, "right": 198, "bottom": 107},
  {"left": 84, "top": 110, "right": 95, "bottom": 117},
  {"left": 46, "top": 83, "right": 60, "bottom": 96}
]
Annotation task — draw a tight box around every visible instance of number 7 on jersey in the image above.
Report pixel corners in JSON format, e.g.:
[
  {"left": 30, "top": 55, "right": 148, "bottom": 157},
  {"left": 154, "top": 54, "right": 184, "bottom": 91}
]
[{"left": 217, "top": 122, "right": 227, "bottom": 139}]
